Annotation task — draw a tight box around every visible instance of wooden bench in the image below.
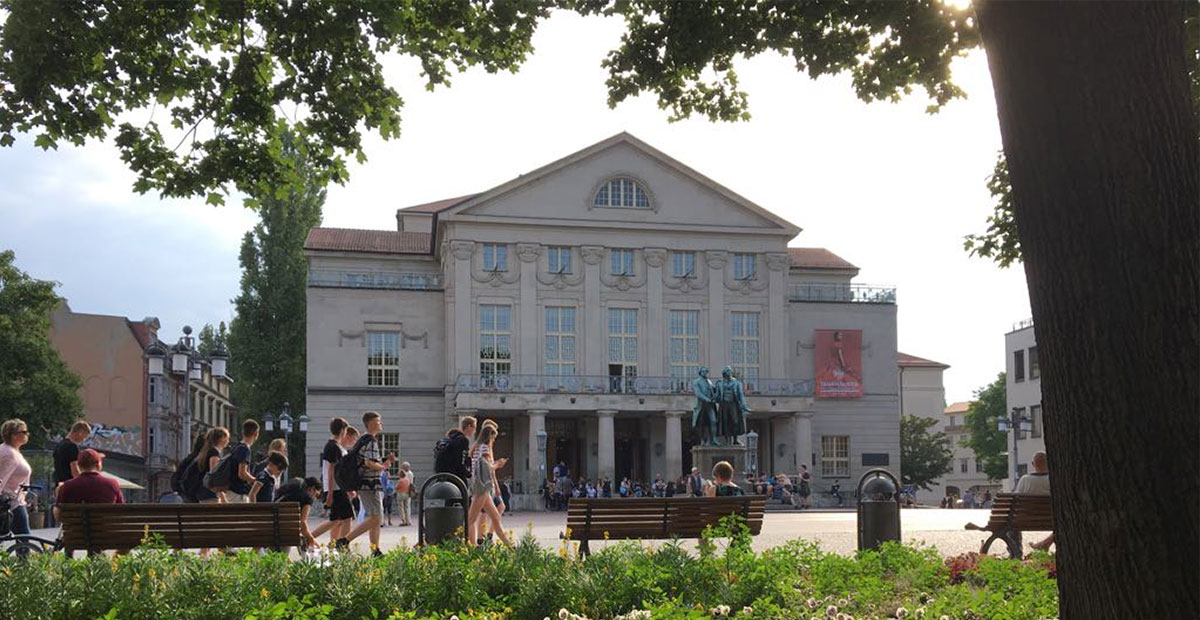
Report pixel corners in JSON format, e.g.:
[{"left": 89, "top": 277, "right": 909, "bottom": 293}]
[
  {"left": 59, "top": 503, "right": 302, "bottom": 556},
  {"left": 964, "top": 493, "right": 1053, "bottom": 558},
  {"left": 566, "top": 495, "right": 766, "bottom": 555}
]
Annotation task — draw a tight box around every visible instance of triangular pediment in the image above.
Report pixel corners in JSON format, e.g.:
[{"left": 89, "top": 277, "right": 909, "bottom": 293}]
[{"left": 440, "top": 133, "right": 800, "bottom": 235}]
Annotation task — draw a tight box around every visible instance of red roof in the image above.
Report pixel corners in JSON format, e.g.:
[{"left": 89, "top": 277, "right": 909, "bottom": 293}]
[
  {"left": 304, "top": 228, "right": 431, "bottom": 255},
  {"left": 788, "top": 247, "right": 857, "bottom": 270},
  {"left": 398, "top": 194, "right": 480, "bottom": 213},
  {"left": 898, "top": 352, "right": 949, "bottom": 369},
  {"left": 945, "top": 401, "right": 971, "bottom": 414}
]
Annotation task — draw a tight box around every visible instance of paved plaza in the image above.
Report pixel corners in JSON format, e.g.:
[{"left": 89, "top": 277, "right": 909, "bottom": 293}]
[{"left": 30, "top": 507, "right": 1043, "bottom": 558}]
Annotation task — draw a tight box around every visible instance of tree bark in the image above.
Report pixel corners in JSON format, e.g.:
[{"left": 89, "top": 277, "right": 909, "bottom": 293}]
[{"left": 974, "top": 2, "right": 1198, "bottom": 619}]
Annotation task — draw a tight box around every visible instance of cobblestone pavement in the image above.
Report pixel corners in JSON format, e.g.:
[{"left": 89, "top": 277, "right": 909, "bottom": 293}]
[{"left": 29, "top": 507, "right": 1051, "bottom": 558}]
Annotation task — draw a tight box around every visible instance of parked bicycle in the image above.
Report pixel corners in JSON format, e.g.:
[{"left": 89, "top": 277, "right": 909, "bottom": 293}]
[{"left": 1, "top": 484, "right": 63, "bottom": 556}]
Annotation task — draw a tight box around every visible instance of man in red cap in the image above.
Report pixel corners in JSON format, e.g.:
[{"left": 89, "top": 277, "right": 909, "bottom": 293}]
[{"left": 53, "top": 448, "right": 124, "bottom": 520}]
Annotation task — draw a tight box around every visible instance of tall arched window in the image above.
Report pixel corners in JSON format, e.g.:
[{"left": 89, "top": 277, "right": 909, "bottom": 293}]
[{"left": 593, "top": 177, "right": 650, "bottom": 208}]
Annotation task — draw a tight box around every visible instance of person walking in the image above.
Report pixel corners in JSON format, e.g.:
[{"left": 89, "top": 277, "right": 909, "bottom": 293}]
[
  {"left": 339, "top": 412, "right": 395, "bottom": 556},
  {"left": 466, "top": 425, "right": 511, "bottom": 547},
  {"left": 315, "top": 417, "right": 352, "bottom": 546},
  {"left": 796, "top": 464, "right": 812, "bottom": 509},
  {"left": 48, "top": 420, "right": 92, "bottom": 527},
  {"left": 195, "top": 427, "right": 230, "bottom": 504},
  {"left": 0, "top": 419, "right": 34, "bottom": 540},
  {"left": 226, "top": 420, "right": 260, "bottom": 503},
  {"left": 382, "top": 470, "right": 395, "bottom": 526},
  {"left": 434, "top": 416, "right": 475, "bottom": 485},
  {"left": 248, "top": 451, "right": 288, "bottom": 503}
]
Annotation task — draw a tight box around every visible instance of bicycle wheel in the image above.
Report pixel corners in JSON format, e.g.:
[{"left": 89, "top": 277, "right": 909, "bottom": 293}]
[{"left": 5, "top": 538, "right": 51, "bottom": 557}]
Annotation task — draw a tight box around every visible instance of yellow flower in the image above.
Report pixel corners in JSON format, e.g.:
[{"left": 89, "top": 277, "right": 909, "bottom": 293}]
[
  {"left": 603, "top": 531, "right": 610, "bottom": 540},
  {"left": 261, "top": 588, "right": 270, "bottom": 598},
  {"left": 132, "top": 573, "right": 142, "bottom": 583},
  {"left": 2, "top": 566, "right": 12, "bottom": 578}
]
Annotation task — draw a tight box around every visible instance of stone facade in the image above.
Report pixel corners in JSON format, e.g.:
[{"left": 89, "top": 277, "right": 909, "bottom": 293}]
[
  {"left": 304, "top": 133, "right": 900, "bottom": 507},
  {"left": 1004, "top": 321, "right": 1044, "bottom": 491}
]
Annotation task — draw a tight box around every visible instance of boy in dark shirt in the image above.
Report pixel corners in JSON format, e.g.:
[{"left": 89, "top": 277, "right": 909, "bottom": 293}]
[
  {"left": 53, "top": 421, "right": 92, "bottom": 487},
  {"left": 312, "top": 417, "right": 352, "bottom": 546},
  {"left": 227, "top": 419, "right": 260, "bottom": 503},
  {"left": 275, "top": 476, "right": 322, "bottom": 549},
  {"left": 249, "top": 451, "right": 289, "bottom": 503}
]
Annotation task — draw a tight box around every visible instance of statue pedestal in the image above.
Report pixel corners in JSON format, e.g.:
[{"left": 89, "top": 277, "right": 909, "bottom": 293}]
[{"left": 691, "top": 443, "right": 754, "bottom": 492}]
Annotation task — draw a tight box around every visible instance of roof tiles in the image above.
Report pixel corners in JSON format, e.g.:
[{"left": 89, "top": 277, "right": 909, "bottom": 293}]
[{"left": 304, "top": 228, "right": 431, "bottom": 255}]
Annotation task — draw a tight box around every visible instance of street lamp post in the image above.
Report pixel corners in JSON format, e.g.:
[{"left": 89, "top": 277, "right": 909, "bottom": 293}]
[
  {"left": 998, "top": 407, "right": 1034, "bottom": 489},
  {"left": 745, "top": 429, "right": 759, "bottom": 479},
  {"left": 264, "top": 402, "right": 308, "bottom": 473}
]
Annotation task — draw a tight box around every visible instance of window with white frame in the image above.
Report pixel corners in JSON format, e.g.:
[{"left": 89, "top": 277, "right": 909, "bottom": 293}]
[
  {"left": 975, "top": 459, "right": 984, "bottom": 473},
  {"left": 593, "top": 177, "right": 650, "bottom": 208},
  {"left": 1031, "top": 404, "right": 1043, "bottom": 438},
  {"left": 548, "top": 247, "right": 572, "bottom": 274},
  {"left": 610, "top": 249, "right": 634, "bottom": 276},
  {"left": 378, "top": 432, "right": 401, "bottom": 476},
  {"left": 960, "top": 458, "right": 969, "bottom": 474},
  {"left": 367, "top": 331, "right": 400, "bottom": 386},
  {"left": 607, "top": 308, "right": 638, "bottom": 390},
  {"left": 479, "top": 305, "right": 512, "bottom": 378},
  {"left": 482, "top": 243, "right": 507, "bottom": 271},
  {"left": 672, "top": 251, "right": 696, "bottom": 278},
  {"left": 1029, "top": 346, "right": 1040, "bottom": 379},
  {"left": 732, "top": 253, "right": 756, "bottom": 280},
  {"left": 821, "top": 435, "right": 849, "bottom": 477},
  {"left": 730, "top": 311, "right": 761, "bottom": 388},
  {"left": 668, "top": 310, "right": 701, "bottom": 381},
  {"left": 544, "top": 307, "right": 577, "bottom": 376}
]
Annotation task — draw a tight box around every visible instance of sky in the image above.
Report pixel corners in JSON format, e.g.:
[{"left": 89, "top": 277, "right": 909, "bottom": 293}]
[{"left": 0, "top": 11, "right": 1028, "bottom": 404}]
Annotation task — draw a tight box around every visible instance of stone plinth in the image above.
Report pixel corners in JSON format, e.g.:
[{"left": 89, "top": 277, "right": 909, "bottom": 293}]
[{"left": 691, "top": 443, "right": 753, "bottom": 491}]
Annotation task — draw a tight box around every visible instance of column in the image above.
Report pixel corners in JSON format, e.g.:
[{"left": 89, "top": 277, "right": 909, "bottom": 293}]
[
  {"left": 765, "top": 252, "right": 791, "bottom": 378},
  {"left": 644, "top": 249, "right": 667, "bottom": 376},
  {"left": 597, "top": 409, "right": 616, "bottom": 481},
  {"left": 517, "top": 244, "right": 542, "bottom": 375},
  {"left": 527, "top": 409, "right": 548, "bottom": 489},
  {"left": 794, "top": 410, "right": 814, "bottom": 473},
  {"left": 450, "top": 241, "right": 476, "bottom": 377},
  {"left": 664, "top": 411, "right": 686, "bottom": 480},
  {"left": 581, "top": 246, "right": 605, "bottom": 376},
  {"left": 706, "top": 251, "right": 728, "bottom": 369}
]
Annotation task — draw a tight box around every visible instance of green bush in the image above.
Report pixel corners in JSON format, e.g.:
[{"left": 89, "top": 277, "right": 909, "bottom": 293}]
[{"left": 0, "top": 522, "right": 1058, "bottom": 620}]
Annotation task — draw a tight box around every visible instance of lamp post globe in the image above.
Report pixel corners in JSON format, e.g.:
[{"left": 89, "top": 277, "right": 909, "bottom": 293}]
[
  {"left": 210, "top": 343, "right": 230, "bottom": 378},
  {"left": 298, "top": 413, "right": 309, "bottom": 434},
  {"left": 144, "top": 342, "right": 168, "bottom": 377},
  {"left": 263, "top": 411, "right": 275, "bottom": 433}
]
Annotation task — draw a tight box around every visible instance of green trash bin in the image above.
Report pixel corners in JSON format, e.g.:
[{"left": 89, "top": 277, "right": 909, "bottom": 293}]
[
  {"left": 856, "top": 469, "right": 901, "bottom": 551},
  {"left": 418, "top": 473, "right": 469, "bottom": 546}
]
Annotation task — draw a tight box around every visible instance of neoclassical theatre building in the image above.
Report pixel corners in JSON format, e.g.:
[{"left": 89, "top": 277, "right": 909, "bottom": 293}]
[{"left": 304, "top": 133, "right": 900, "bottom": 505}]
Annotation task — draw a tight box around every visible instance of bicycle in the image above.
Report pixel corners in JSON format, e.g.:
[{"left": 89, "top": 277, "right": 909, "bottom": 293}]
[{"left": 1, "top": 484, "right": 64, "bottom": 556}]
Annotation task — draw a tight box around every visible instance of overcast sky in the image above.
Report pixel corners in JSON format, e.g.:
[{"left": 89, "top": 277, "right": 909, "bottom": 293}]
[{"left": 0, "top": 11, "right": 1028, "bottom": 404}]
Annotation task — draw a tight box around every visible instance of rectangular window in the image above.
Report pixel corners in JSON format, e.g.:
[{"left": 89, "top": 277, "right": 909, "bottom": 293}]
[
  {"left": 148, "top": 426, "right": 156, "bottom": 455},
  {"left": 975, "top": 459, "right": 985, "bottom": 473},
  {"left": 548, "top": 247, "right": 572, "bottom": 274},
  {"left": 482, "top": 243, "right": 507, "bottom": 271},
  {"left": 479, "top": 305, "right": 513, "bottom": 378},
  {"left": 367, "top": 331, "right": 400, "bottom": 386},
  {"left": 378, "top": 432, "right": 401, "bottom": 477},
  {"left": 669, "top": 310, "right": 701, "bottom": 381},
  {"left": 607, "top": 308, "right": 638, "bottom": 391},
  {"left": 610, "top": 249, "right": 634, "bottom": 276},
  {"left": 960, "top": 458, "right": 969, "bottom": 473},
  {"left": 1031, "top": 404, "right": 1043, "bottom": 438},
  {"left": 1013, "top": 349, "right": 1026, "bottom": 382},
  {"left": 1029, "top": 346, "right": 1040, "bottom": 379},
  {"left": 148, "top": 377, "right": 157, "bottom": 405},
  {"left": 732, "top": 253, "right": 756, "bottom": 280},
  {"left": 672, "top": 251, "right": 696, "bottom": 278},
  {"left": 948, "top": 415, "right": 956, "bottom": 428},
  {"left": 543, "top": 307, "right": 577, "bottom": 377},
  {"left": 820, "top": 435, "right": 849, "bottom": 477},
  {"left": 730, "top": 311, "right": 761, "bottom": 389}
]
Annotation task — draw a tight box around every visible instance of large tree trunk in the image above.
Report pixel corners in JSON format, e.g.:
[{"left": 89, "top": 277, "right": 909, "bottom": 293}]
[{"left": 974, "top": 2, "right": 1198, "bottom": 619}]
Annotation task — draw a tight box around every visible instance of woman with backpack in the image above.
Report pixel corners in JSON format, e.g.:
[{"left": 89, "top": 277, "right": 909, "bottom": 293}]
[
  {"left": 195, "top": 427, "right": 230, "bottom": 504},
  {"left": 466, "top": 425, "right": 511, "bottom": 547},
  {"left": 171, "top": 434, "right": 207, "bottom": 502}
]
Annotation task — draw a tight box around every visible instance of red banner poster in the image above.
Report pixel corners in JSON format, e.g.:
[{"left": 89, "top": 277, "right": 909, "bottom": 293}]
[{"left": 815, "top": 329, "right": 863, "bottom": 398}]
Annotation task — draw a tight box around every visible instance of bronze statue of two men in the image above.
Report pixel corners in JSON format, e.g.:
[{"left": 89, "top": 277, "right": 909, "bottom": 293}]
[{"left": 691, "top": 365, "right": 751, "bottom": 446}]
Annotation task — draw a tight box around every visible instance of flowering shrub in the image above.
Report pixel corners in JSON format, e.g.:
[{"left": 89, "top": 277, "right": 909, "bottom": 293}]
[{"left": 0, "top": 524, "right": 1058, "bottom": 620}]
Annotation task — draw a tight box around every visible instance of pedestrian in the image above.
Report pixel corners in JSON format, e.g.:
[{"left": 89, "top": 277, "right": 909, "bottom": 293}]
[
  {"left": 254, "top": 438, "right": 287, "bottom": 477},
  {"left": 249, "top": 451, "right": 288, "bottom": 503},
  {"left": 705, "top": 461, "right": 746, "bottom": 497},
  {"left": 689, "top": 467, "right": 704, "bottom": 497},
  {"left": 338, "top": 412, "right": 395, "bottom": 556},
  {"left": 0, "top": 419, "right": 34, "bottom": 540},
  {"left": 466, "top": 424, "right": 512, "bottom": 547},
  {"left": 395, "top": 469, "right": 412, "bottom": 525},
  {"left": 53, "top": 421, "right": 91, "bottom": 488},
  {"left": 382, "top": 471, "right": 395, "bottom": 526},
  {"left": 225, "top": 420, "right": 260, "bottom": 503},
  {"left": 195, "top": 427, "right": 230, "bottom": 504},
  {"left": 274, "top": 476, "right": 324, "bottom": 551},
  {"left": 474, "top": 420, "right": 507, "bottom": 539},
  {"left": 602, "top": 477, "right": 612, "bottom": 498},
  {"left": 796, "top": 464, "right": 812, "bottom": 509},
  {"left": 315, "top": 417, "right": 353, "bottom": 546},
  {"left": 434, "top": 416, "right": 476, "bottom": 485},
  {"left": 830, "top": 481, "right": 843, "bottom": 507},
  {"left": 172, "top": 434, "right": 208, "bottom": 503}
]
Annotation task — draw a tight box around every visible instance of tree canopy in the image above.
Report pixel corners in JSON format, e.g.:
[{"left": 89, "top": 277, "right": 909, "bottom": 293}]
[
  {"left": 0, "top": 249, "right": 83, "bottom": 445},
  {"left": 899, "top": 414, "right": 953, "bottom": 492},
  {"left": 962, "top": 372, "right": 1008, "bottom": 482}
]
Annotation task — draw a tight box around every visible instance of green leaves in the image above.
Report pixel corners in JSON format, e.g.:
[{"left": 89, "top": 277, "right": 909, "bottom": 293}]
[
  {"left": 964, "top": 152, "right": 1023, "bottom": 268},
  {"left": 900, "top": 414, "right": 954, "bottom": 491},
  {"left": 963, "top": 372, "right": 1010, "bottom": 482}
]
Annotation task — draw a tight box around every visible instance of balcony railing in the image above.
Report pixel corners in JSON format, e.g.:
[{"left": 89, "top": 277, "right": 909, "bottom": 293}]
[
  {"left": 1011, "top": 317, "right": 1034, "bottom": 332},
  {"left": 789, "top": 283, "right": 896, "bottom": 304},
  {"left": 307, "top": 269, "right": 443, "bottom": 290},
  {"left": 455, "top": 374, "right": 814, "bottom": 397}
]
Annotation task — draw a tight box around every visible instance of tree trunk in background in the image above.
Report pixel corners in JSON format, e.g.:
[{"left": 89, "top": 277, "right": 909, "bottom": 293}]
[{"left": 974, "top": 2, "right": 1198, "bottom": 619}]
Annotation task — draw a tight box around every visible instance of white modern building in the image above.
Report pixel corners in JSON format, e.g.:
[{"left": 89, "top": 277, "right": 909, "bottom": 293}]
[
  {"left": 1004, "top": 319, "right": 1044, "bottom": 490},
  {"left": 303, "top": 133, "right": 901, "bottom": 507}
]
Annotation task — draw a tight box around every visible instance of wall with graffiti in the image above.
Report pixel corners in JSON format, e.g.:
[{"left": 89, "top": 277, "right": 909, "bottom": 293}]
[{"left": 81, "top": 423, "right": 143, "bottom": 458}]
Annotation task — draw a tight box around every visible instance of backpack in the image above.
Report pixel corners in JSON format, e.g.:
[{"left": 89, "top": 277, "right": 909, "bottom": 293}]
[
  {"left": 179, "top": 458, "right": 205, "bottom": 501},
  {"left": 434, "top": 432, "right": 469, "bottom": 477},
  {"left": 203, "top": 451, "right": 238, "bottom": 491},
  {"left": 171, "top": 453, "right": 196, "bottom": 495},
  {"left": 334, "top": 434, "right": 372, "bottom": 492}
]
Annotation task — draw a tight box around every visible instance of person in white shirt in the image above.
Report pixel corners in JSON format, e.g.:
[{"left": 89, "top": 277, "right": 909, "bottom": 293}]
[{"left": 1014, "top": 451, "right": 1054, "bottom": 550}]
